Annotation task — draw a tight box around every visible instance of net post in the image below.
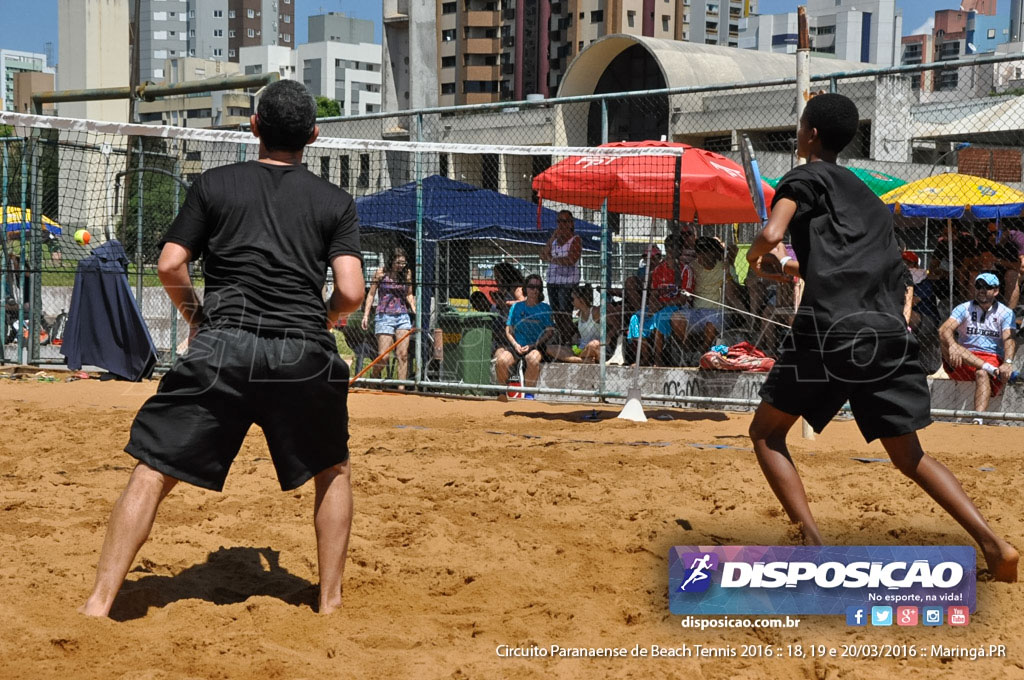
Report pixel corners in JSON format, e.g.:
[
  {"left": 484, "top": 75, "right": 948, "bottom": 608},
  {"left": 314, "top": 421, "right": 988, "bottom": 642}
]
[{"left": 414, "top": 112, "right": 425, "bottom": 389}]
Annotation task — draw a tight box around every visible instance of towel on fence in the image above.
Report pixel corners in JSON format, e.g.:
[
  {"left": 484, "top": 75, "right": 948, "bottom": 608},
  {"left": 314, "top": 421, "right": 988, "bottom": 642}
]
[{"left": 699, "top": 341, "right": 775, "bottom": 372}]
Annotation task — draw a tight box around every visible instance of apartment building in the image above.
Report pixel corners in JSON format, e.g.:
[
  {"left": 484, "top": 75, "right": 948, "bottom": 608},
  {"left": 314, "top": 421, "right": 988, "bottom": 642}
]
[{"left": 1, "top": 49, "right": 55, "bottom": 112}]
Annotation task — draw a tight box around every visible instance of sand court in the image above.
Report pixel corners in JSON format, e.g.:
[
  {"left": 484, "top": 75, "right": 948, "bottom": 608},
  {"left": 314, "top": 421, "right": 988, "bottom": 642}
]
[{"left": 1, "top": 380, "right": 1021, "bottom": 679}]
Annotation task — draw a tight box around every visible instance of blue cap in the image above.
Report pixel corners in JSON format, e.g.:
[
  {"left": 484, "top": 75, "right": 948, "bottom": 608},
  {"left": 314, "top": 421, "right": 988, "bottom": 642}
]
[{"left": 976, "top": 272, "right": 1000, "bottom": 287}]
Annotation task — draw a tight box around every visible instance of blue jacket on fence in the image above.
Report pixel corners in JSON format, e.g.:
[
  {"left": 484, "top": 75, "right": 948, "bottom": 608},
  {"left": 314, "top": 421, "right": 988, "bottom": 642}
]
[{"left": 61, "top": 239, "right": 158, "bottom": 381}]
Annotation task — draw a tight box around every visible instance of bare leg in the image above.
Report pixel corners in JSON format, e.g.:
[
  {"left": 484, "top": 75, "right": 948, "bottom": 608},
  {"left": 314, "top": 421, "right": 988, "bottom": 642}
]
[
  {"left": 372, "top": 334, "right": 392, "bottom": 379},
  {"left": 394, "top": 338, "right": 409, "bottom": 387},
  {"left": 973, "top": 369, "right": 992, "bottom": 413},
  {"left": 748, "top": 402, "right": 823, "bottom": 544},
  {"left": 880, "top": 433, "right": 1017, "bottom": 582},
  {"left": 314, "top": 461, "right": 353, "bottom": 614},
  {"left": 523, "top": 350, "right": 543, "bottom": 387},
  {"left": 494, "top": 348, "right": 514, "bottom": 401},
  {"left": 79, "top": 462, "right": 178, "bottom": 617}
]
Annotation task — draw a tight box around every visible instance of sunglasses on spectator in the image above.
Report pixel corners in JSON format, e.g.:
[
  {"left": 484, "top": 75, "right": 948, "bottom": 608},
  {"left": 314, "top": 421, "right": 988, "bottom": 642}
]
[
  {"left": 525, "top": 283, "right": 542, "bottom": 289},
  {"left": 975, "top": 282, "right": 997, "bottom": 290}
]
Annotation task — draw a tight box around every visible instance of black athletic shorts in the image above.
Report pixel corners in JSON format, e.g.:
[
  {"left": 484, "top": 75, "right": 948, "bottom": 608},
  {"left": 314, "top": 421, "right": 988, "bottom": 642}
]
[
  {"left": 759, "top": 330, "right": 932, "bottom": 442},
  {"left": 126, "top": 327, "right": 351, "bottom": 491}
]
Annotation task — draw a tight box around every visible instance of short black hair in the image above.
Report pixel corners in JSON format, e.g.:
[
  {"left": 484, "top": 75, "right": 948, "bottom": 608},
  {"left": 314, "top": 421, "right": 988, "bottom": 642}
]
[
  {"left": 664, "top": 234, "right": 684, "bottom": 252},
  {"left": 256, "top": 80, "right": 316, "bottom": 152},
  {"left": 694, "top": 236, "right": 723, "bottom": 261},
  {"left": 803, "top": 93, "right": 859, "bottom": 154}
]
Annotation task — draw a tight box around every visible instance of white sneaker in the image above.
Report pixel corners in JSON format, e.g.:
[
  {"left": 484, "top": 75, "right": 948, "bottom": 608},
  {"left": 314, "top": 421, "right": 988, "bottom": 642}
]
[{"left": 971, "top": 417, "right": 984, "bottom": 425}]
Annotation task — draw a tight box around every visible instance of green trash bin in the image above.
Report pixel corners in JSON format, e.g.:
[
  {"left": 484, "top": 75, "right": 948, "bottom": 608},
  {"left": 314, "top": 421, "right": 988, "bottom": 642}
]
[{"left": 438, "top": 310, "right": 498, "bottom": 390}]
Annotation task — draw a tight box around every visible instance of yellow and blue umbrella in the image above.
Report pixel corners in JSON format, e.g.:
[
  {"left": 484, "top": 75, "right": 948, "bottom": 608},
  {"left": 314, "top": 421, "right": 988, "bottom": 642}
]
[
  {"left": 880, "top": 173, "right": 1024, "bottom": 220},
  {"left": 3, "top": 206, "right": 63, "bottom": 235}
]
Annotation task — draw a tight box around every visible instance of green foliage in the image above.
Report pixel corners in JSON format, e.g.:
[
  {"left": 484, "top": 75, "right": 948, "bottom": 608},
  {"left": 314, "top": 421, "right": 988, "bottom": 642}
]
[
  {"left": 1, "top": 131, "right": 59, "bottom": 219},
  {"left": 316, "top": 96, "right": 341, "bottom": 118},
  {"left": 0, "top": 124, "right": 14, "bottom": 137}
]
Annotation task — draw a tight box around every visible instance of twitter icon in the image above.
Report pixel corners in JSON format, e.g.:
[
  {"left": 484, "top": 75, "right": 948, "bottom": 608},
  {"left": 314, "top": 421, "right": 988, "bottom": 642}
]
[{"left": 871, "top": 606, "right": 893, "bottom": 626}]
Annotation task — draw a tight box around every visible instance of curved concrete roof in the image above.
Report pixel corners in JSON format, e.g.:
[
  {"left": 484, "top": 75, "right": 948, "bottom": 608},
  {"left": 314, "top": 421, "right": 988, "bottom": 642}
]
[{"left": 558, "top": 34, "right": 872, "bottom": 98}]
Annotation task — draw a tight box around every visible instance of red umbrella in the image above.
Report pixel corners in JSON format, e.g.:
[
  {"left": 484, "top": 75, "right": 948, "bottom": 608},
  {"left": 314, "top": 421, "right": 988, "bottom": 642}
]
[{"left": 532, "top": 140, "right": 775, "bottom": 224}]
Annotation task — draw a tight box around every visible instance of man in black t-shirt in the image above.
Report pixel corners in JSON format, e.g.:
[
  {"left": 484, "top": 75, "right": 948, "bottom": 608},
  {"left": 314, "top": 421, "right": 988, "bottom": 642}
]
[
  {"left": 745, "top": 93, "right": 1017, "bottom": 582},
  {"left": 80, "top": 81, "right": 366, "bottom": 617}
]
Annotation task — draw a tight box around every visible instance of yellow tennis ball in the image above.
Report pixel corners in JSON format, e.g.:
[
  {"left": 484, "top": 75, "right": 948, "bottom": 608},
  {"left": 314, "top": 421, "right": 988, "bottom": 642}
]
[{"left": 74, "top": 229, "right": 91, "bottom": 245}]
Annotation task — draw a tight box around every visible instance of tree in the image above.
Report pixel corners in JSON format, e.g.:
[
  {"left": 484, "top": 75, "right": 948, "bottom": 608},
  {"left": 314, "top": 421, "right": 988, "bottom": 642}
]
[{"left": 316, "top": 96, "right": 341, "bottom": 118}]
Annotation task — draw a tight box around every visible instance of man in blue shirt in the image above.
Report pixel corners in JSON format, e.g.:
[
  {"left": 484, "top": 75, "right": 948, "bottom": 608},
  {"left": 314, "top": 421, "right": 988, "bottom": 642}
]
[{"left": 939, "top": 272, "right": 1016, "bottom": 420}]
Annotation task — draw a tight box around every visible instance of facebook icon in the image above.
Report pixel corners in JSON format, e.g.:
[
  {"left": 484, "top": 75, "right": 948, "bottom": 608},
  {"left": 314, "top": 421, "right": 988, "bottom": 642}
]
[{"left": 846, "top": 606, "right": 867, "bottom": 626}]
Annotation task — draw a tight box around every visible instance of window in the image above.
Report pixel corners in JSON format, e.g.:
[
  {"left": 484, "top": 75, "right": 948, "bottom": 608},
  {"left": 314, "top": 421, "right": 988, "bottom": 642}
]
[
  {"left": 339, "top": 155, "right": 350, "bottom": 188},
  {"left": 189, "top": 48, "right": 195, "bottom": 56},
  {"left": 229, "top": 29, "right": 236, "bottom": 37},
  {"left": 283, "top": 34, "right": 290, "bottom": 42},
  {"left": 357, "top": 154, "right": 370, "bottom": 188},
  {"left": 442, "top": 29, "right": 456, "bottom": 41},
  {"left": 153, "top": 11, "right": 167, "bottom": 20},
  {"left": 248, "top": 28, "right": 255, "bottom": 37},
  {"left": 229, "top": 10, "right": 236, "bottom": 18},
  {"left": 154, "top": 30, "right": 168, "bottom": 39},
  {"left": 283, "top": 15, "right": 290, "bottom": 23},
  {"left": 214, "top": 29, "right": 223, "bottom": 36},
  {"left": 988, "top": 28, "right": 996, "bottom": 39},
  {"left": 441, "top": 82, "right": 456, "bottom": 94},
  {"left": 213, "top": 9, "right": 222, "bottom": 17},
  {"left": 153, "top": 68, "right": 164, "bottom": 79},
  {"left": 189, "top": 29, "right": 195, "bottom": 37},
  {"left": 441, "top": 55, "right": 456, "bottom": 68},
  {"left": 662, "top": 15, "right": 669, "bottom": 31},
  {"left": 248, "top": 9, "right": 255, "bottom": 18},
  {"left": 591, "top": 10, "right": 603, "bottom": 22},
  {"left": 154, "top": 50, "right": 167, "bottom": 59},
  {"left": 228, "top": 49, "right": 236, "bottom": 57},
  {"left": 442, "top": 1, "right": 456, "bottom": 12},
  {"left": 627, "top": 10, "right": 635, "bottom": 27},
  {"left": 213, "top": 48, "right": 222, "bottom": 57},
  {"left": 188, "top": 9, "right": 194, "bottom": 18}
]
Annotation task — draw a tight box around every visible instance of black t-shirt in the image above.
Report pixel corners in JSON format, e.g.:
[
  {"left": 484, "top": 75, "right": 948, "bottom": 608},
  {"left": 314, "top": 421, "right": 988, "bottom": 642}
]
[
  {"left": 162, "top": 161, "right": 361, "bottom": 335},
  {"left": 772, "top": 162, "right": 906, "bottom": 338}
]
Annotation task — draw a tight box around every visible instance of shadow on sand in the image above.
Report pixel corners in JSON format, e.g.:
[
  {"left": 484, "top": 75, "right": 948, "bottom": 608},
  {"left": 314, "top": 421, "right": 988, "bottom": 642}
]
[{"left": 109, "top": 546, "right": 316, "bottom": 621}]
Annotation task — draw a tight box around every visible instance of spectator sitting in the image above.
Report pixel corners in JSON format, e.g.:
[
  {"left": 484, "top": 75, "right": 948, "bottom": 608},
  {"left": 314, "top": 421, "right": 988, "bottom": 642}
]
[
  {"left": 672, "top": 236, "right": 729, "bottom": 360},
  {"left": 569, "top": 282, "right": 601, "bottom": 363},
  {"left": 494, "top": 273, "right": 572, "bottom": 401},
  {"left": 648, "top": 234, "right": 696, "bottom": 366},
  {"left": 939, "top": 272, "right": 1016, "bottom": 423},
  {"left": 998, "top": 217, "right": 1024, "bottom": 310}
]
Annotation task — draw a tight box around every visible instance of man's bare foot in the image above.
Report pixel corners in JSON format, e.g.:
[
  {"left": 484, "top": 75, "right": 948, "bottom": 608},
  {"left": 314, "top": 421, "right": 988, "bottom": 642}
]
[
  {"left": 982, "top": 541, "right": 1019, "bottom": 583},
  {"left": 319, "top": 599, "right": 343, "bottom": 614},
  {"left": 78, "top": 600, "right": 111, "bottom": 618},
  {"left": 497, "top": 393, "right": 508, "bottom": 403}
]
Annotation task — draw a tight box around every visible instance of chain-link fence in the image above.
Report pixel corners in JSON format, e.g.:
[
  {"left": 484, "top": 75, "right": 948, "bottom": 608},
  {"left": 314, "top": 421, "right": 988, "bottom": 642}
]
[{"left": 3, "top": 52, "right": 1024, "bottom": 419}]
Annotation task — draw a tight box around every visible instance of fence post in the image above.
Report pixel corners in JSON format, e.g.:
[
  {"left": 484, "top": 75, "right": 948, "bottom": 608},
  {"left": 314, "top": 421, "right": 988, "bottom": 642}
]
[
  {"left": 17, "top": 137, "right": 27, "bottom": 364},
  {"left": 0, "top": 139, "right": 8, "bottom": 365},
  {"left": 29, "top": 133, "right": 43, "bottom": 363},
  {"left": 414, "top": 112, "right": 425, "bottom": 389},
  {"left": 599, "top": 97, "right": 609, "bottom": 399},
  {"left": 136, "top": 138, "right": 145, "bottom": 304}
]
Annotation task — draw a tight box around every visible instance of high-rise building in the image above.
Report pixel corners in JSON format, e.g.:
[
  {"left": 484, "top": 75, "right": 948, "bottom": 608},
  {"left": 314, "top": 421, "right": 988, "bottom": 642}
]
[
  {"left": 1013, "top": 0, "right": 1024, "bottom": 42},
  {"left": 132, "top": 0, "right": 188, "bottom": 82},
  {"left": 1, "top": 49, "right": 55, "bottom": 112},
  {"left": 186, "top": 0, "right": 294, "bottom": 63},
  {"left": 58, "top": 0, "right": 130, "bottom": 121},
  {"left": 309, "top": 12, "right": 375, "bottom": 45},
  {"left": 740, "top": 0, "right": 902, "bottom": 66}
]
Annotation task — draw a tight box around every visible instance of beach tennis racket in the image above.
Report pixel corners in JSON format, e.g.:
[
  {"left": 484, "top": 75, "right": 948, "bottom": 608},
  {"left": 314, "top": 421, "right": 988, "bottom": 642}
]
[{"left": 740, "top": 134, "right": 768, "bottom": 224}]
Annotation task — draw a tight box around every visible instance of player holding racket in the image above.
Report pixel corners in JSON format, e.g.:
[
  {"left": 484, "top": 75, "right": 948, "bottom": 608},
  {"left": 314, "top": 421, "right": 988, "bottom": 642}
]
[{"left": 745, "top": 93, "right": 1017, "bottom": 582}]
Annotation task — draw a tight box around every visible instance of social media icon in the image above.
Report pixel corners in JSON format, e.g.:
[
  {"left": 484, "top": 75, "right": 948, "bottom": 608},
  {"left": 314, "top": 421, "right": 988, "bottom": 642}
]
[
  {"left": 871, "top": 606, "right": 892, "bottom": 626},
  {"left": 948, "top": 606, "right": 970, "bottom": 626},
  {"left": 922, "top": 607, "right": 943, "bottom": 626},
  {"left": 846, "top": 606, "right": 867, "bottom": 626},
  {"left": 897, "top": 606, "right": 918, "bottom": 626}
]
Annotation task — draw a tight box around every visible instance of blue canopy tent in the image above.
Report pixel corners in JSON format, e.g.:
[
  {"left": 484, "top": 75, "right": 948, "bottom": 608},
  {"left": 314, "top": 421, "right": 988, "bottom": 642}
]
[{"left": 355, "top": 173, "right": 602, "bottom": 305}]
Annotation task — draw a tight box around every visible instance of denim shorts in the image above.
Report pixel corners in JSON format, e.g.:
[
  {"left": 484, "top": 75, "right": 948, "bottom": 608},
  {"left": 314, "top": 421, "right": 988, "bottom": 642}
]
[{"left": 375, "top": 312, "right": 412, "bottom": 336}]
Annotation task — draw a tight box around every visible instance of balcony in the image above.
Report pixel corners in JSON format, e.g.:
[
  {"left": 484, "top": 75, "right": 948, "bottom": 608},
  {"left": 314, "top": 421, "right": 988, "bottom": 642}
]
[
  {"left": 383, "top": 0, "right": 409, "bottom": 23},
  {"left": 464, "top": 92, "right": 500, "bottom": 105},
  {"left": 465, "top": 9, "right": 500, "bottom": 27},
  {"left": 464, "top": 64, "right": 500, "bottom": 80},
  {"left": 465, "top": 37, "right": 501, "bottom": 53}
]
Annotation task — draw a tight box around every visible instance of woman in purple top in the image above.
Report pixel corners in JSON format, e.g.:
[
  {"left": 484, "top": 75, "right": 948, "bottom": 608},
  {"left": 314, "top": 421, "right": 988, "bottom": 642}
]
[{"left": 362, "top": 247, "right": 416, "bottom": 384}]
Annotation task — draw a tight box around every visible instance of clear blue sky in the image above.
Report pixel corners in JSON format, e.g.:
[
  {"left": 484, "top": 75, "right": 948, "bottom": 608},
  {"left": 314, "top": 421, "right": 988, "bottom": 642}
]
[{"left": 0, "top": 1, "right": 1010, "bottom": 65}]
